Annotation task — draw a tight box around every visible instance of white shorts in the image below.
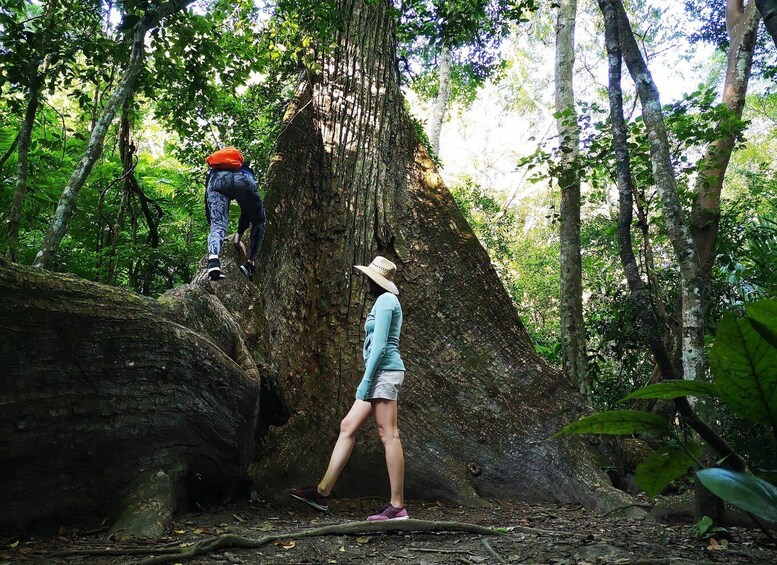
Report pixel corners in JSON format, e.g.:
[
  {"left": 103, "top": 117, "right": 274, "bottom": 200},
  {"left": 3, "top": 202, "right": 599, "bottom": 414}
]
[{"left": 365, "top": 370, "right": 405, "bottom": 401}]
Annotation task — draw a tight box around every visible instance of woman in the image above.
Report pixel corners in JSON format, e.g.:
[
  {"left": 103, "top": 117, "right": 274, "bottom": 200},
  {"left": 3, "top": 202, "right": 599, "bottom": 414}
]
[{"left": 290, "top": 256, "right": 408, "bottom": 521}]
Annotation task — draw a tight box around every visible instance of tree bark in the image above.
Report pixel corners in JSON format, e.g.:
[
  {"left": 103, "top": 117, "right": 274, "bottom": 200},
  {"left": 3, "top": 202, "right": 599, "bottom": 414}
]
[
  {"left": 428, "top": 46, "right": 452, "bottom": 156},
  {"left": 250, "top": 0, "right": 631, "bottom": 511},
  {"left": 756, "top": 0, "right": 777, "bottom": 47},
  {"left": 33, "top": 0, "right": 191, "bottom": 270},
  {"left": 0, "top": 259, "right": 262, "bottom": 538},
  {"left": 554, "top": 0, "right": 589, "bottom": 400}
]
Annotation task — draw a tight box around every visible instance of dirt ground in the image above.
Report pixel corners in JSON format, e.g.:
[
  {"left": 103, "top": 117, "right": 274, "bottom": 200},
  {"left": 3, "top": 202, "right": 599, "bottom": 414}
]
[{"left": 2, "top": 497, "right": 775, "bottom": 564}]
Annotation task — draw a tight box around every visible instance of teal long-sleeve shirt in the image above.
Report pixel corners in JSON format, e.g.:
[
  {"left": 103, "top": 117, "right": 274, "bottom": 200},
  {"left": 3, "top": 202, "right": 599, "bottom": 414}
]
[{"left": 355, "top": 292, "right": 405, "bottom": 400}]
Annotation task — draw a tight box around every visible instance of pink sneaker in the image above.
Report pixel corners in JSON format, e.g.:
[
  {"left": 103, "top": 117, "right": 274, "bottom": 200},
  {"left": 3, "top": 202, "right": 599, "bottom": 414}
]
[{"left": 368, "top": 503, "right": 409, "bottom": 521}]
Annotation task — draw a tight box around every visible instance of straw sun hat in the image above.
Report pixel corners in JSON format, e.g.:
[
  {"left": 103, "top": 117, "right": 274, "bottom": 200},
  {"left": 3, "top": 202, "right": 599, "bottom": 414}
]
[{"left": 354, "top": 256, "right": 399, "bottom": 295}]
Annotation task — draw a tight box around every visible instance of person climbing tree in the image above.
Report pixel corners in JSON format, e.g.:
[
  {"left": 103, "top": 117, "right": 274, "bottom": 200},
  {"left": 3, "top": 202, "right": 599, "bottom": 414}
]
[
  {"left": 204, "top": 146, "right": 266, "bottom": 280},
  {"left": 290, "top": 256, "right": 409, "bottom": 521}
]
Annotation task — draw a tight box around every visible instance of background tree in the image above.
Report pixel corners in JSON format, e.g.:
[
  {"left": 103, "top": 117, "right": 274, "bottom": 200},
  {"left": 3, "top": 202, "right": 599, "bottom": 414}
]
[{"left": 554, "top": 0, "right": 589, "bottom": 400}]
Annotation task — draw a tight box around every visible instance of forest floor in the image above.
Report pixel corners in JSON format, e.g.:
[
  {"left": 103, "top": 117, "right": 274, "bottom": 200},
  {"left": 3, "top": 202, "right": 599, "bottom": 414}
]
[{"left": 3, "top": 497, "right": 776, "bottom": 564}]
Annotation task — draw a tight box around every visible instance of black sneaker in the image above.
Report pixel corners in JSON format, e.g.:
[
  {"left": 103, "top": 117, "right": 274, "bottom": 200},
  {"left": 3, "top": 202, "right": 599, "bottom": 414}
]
[
  {"left": 289, "top": 486, "right": 332, "bottom": 512},
  {"left": 239, "top": 262, "right": 255, "bottom": 280},
  {"left": 207, "top": 257, "right": 225, "bottom": 280}
]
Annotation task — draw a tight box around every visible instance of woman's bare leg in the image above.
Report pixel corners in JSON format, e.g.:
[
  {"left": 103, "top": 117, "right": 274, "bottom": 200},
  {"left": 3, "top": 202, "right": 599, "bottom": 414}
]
[
  {"left": 317, "top": 399, "right": 373, "bottom": 496},
  {"left": 373, "top": 399, "right": 404, "bottom": 507}
]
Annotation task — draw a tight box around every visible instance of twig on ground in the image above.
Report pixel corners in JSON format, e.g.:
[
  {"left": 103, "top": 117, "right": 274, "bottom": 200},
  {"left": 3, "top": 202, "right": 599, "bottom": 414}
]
[
  {"left": 508, "top": 525, "right": 578, "bottom": 536},
  {"left": 481, "top": 538, "right": 506, "bottom": 563},
  {"left": 600, "top": 503, "right": 653, "bottom": 517},
  {"left": 408, "top": 547, "right": 475, "bottom": 556}
]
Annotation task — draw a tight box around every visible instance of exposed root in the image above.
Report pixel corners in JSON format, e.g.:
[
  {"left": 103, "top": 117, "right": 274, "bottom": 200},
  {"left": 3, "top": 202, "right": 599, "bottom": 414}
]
[{"left": 42, "top": 519, "right": 504, "bottom": 564}]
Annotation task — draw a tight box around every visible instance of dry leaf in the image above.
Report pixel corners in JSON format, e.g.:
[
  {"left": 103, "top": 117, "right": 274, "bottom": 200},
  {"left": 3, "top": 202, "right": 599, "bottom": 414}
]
[
  {"left": 276, "top": 540, "right": 296, "bottom": 549},
  {"left": 174, "top": 530, "right": 186, "bottom": 535},
  {"left": 179, "top": 542, "right": 193, "bottom": 548},
  {"left": 193, "top": 528, "right": 208, "bottom": 535},
  {"left": 232, "top": 513, "right": 246, "bottom": 523},
  {"left": 356, "top": 536, "right": 370, "bottom": 544},
  {"left": 707, "top": 538, "right": 722, "bottom": 551},
  {"left": 258, "top": 522, "right": 274, "bottom": 531},
  {"left": 339, "top": 546, "right": 346, "bottom": 552}
]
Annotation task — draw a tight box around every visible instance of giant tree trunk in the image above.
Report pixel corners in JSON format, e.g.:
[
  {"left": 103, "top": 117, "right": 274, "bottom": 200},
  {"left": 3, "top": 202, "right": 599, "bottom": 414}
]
[
  {"left": 249, "top": 0, "right": 628, "bottom": 510},
  {"left": 0, "top": 257, "right": 262, "bottom": 539},
  {"left": 33, "top": 0, "right": 192, "bottom": 269},
  {"left": 1, "top": 0, "right": 639, "bottom": 538},
  {"left": 554, "top": 0, "right": 589, "bottom": 400}
]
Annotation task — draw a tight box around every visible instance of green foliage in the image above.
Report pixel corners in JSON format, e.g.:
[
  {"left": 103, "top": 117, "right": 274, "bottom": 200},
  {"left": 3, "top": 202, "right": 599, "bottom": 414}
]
[
  {"left": 690, "top": 515, "right": 727, "bottom": 539},
  {"left": 697, "top": 468, "right": 777, "bottom": 522},
  {"left": 400, "top": 1, "right": 537, "bottom": 104},
  {"left": 0, "top": 1, "right": 291, "bottom": 296},
  {"left": 554, "top": 410, "right": 671, "bottom": 437},
  {"left": 620, "top": 381, "right": 718, "bottom": 402},
  {"left": 449, "top": 178, "right": 561, "bottom": 364},
  {"left": 557, "top": 298, "right": 777, "bottom": 505},
  {"left": 636, "top": 443, "right": 701, "bottom": 498},
  {"left": 711, "top": 301, "right": 777, "bottom": 428}
]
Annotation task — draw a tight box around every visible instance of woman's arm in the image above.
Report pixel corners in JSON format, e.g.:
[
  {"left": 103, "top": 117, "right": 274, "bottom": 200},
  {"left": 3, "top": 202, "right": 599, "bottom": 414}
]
[{"left": 355, "top": 306, "right": 393, "bottom": 400}]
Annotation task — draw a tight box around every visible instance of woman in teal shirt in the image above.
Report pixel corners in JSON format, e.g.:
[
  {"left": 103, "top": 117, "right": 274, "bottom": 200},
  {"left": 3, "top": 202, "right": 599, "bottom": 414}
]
[{"left": 290, "top": 256, "right": 408, "bottom": 521}]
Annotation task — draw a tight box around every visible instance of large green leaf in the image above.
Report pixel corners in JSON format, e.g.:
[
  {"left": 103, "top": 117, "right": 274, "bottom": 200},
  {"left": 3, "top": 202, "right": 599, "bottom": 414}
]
[
  {"left": 711, "top": 313, "right": 777, "bottom": 428},
  {"left": 635, "top": 443, "right": 700, "bottom": 498},
  {"left": 747, "top": 299, "right": 777, "bottom": 350},
  {"left": 554, "top": 410, "right": 671, "bottom": 437},
  {"left": 620, "top": 381, "right": 718, "bottom": 402},
  {"left": 696, "top": 468, "right": 777, "bottom": 522}
]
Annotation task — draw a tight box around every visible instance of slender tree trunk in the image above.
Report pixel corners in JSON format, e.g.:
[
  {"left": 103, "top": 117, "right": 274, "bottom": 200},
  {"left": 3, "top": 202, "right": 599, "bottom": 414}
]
[
  {"left": 598, "top": 0, "right": 746, "bottom": 473},
  {"left": 691, "top": 0, "right": 758, "bottom": 286},
  {"left": 33, "top": 0, "right": 192, "bottom": 269},
  {"left": 554, "top": 0, "right": 589, "bottom": 400},
  {"left": 5, "top": 83, "right": 42, "bottom": 261},
  {"left": 0, "top": 131, "right": 20, "bottom": 172},
  {"left": 428, "top": 46, "right": 452, "bottom": 156},
  {"left": 688, "top": 0, "right": 758, "bottom": 521},
  {"left": 612, "top": 0, "right": 705, "bottom": 384},
  {"left": 755, "top": 0, "right": 777, "bottom": 47},
  {"left": 105, "top": 98, "right": 135, "bottom": 284},
  {"left": 5, "top": 0, "right": 59, "bottom": 261}
]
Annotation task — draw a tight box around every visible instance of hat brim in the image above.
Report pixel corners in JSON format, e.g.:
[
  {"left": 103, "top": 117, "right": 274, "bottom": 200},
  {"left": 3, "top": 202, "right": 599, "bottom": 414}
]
[{"left": 354, "top": 265, "right": 399, "bottom": 295}]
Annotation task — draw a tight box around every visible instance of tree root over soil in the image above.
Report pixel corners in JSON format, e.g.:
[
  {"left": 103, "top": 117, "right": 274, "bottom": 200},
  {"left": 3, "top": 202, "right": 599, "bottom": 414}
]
[{"left": 46, "top": 519, "right": 504, "bottom": 564}]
